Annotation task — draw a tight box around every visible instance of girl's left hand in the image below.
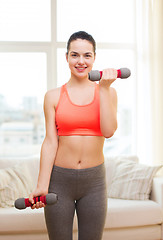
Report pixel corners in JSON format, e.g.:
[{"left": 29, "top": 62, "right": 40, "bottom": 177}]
[{"left": 99, "top": 68, "right": 117, "bottom": 87}]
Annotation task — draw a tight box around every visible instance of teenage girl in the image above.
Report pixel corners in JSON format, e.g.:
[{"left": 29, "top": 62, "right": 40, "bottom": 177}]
[{"left": 29, "top": 31, "right": 118, "bottom": 240}]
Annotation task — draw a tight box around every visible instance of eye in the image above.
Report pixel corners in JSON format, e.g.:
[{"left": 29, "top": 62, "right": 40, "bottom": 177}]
[
  {"left": 71, "top": 53, "right": 78, "bottom": 57},
  {"left": 85, "top": 54, "right": 92, "bottom": 58}
]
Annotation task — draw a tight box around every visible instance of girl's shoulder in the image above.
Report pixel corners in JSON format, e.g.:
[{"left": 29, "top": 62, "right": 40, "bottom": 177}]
[{"left": 44, "top": 84, "right": 65, "bottom": 109}]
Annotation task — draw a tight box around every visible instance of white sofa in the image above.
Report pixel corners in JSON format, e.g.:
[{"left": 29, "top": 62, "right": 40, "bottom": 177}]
[{"left": 0, "top": 155, "right": 163, "bottom": 240}]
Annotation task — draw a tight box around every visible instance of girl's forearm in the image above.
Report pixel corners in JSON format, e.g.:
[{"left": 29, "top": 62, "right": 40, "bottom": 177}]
[
  {"left": 99, "top": 84, "right": 117, "bottom": 138},
  {"left": 37, "top": 138, "right": 58, "bottom": 191}
]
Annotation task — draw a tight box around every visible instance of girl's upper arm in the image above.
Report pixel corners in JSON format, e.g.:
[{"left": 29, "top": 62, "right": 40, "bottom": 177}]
[
  {"left": 43, "top": 90, "right": 58, "bottom": 143},
  {"left": 110, "top": 87, "right": 118, "bottom": 112}
]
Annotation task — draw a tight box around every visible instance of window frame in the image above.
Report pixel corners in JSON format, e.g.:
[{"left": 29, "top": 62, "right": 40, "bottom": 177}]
[{"left": 0, "top": 0, "right": 137, "bottom": 155}]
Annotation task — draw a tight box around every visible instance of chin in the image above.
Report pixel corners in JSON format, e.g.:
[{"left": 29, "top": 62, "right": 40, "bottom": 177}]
[
  {"left": 72, "top": 72, "right": 88, "bottom": 79},
  {"left": 78, "top": 74, "right": 89, "bottom": 79}
]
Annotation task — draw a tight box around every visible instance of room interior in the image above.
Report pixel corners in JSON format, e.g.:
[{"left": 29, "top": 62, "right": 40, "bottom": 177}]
[{"left": 0, "top": 0, "right": 163, "bottom": 240}]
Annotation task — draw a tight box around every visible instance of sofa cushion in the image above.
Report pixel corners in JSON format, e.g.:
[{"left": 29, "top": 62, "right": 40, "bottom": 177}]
[
  {"left": 105, "top": 198, "right": 163, "bottom": 228},
  {"left": 0, "top": 207, "right": 47, "bottom": 233},
  {"left": 104, "top": 155, "right": 139, "bottom": 188},
  {"left": 0, "top": 207, "right": 77, "bottom": 233},
  {"left": 0, "top": 162, "right": 34, "bottom": 207},
  {"left": 0, "top": 156, "right": 40, "bottom": 188},
  {"left": 0, "top": 155, "right": 39, "bottom": 170},
  {"left": 0, "top": 198, "right": 162, "bottom": 233},
  {"left": 107, "top": 159, "right": 162, "bottom": 200}
]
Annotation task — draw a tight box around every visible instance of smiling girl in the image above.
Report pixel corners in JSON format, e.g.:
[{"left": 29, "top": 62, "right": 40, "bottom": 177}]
[{"left": 29, "top": 31, "right": 118, "bottom": 240}]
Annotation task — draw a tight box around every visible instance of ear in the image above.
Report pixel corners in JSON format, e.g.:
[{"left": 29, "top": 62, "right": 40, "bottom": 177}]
[
  {"left": 93, "top": 53, "right": 96, "bottom": 62},
  {"left": 65, "top": 52, "right": 68, "bottom": 62}
]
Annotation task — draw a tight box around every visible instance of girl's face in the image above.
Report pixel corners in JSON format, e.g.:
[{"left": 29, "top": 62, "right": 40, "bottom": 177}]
[{"left": 66, "top": 39, "right": 96, "bottom": 79}]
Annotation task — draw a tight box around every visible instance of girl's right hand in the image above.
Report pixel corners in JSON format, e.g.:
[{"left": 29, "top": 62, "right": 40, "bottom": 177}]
[{"left": 29, "top": 188, "right": 48, "bottom": 210}]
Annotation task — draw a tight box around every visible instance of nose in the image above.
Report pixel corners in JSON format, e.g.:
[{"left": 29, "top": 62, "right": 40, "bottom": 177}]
[{"left": 78, "top": 56, "right": 85, "bottom": 64}]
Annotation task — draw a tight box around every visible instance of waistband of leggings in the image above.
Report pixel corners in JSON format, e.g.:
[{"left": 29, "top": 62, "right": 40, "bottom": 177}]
[{"left": 52, "top": 162, "right": 105, "bottom": 175}]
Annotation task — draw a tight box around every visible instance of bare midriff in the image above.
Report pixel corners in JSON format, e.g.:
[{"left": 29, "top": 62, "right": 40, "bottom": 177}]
[{"left": 54, "top": 135, "right": 105, "bottom": 169}]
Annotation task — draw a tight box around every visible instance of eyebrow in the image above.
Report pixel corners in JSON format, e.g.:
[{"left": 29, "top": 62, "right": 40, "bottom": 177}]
[{"left": 70, "top": 51, "right": 93, "bottom": 55}]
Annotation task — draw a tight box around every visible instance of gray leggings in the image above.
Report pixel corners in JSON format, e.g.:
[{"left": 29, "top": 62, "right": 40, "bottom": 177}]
[{"left": 44, "top": 163, "right": 107, "bottom": 240}]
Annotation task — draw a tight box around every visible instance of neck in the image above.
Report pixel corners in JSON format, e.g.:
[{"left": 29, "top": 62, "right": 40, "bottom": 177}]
[{"left": 68, "top": 73, "right": 92, "bottom": 87}]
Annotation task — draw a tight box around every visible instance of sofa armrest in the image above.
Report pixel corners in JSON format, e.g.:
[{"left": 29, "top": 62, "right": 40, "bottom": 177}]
[{"left": 150, "top": 177, "right": 163, "bottom": 207}]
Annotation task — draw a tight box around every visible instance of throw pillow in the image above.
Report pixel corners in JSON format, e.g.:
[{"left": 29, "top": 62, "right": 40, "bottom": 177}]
[
  {"left": 108, "top": 159, "right": 162, "bottom": 200},
  {"left": 105, "top": 155, "right": 139, "bottom": 187},
  {"left": 0, "top": 163, "right": 33, "bottom": 207}
]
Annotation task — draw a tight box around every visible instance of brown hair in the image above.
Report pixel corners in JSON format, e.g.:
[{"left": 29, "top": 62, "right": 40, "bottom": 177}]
[{"left": 66, "top": 31, "right": 96, "bottom": 54}]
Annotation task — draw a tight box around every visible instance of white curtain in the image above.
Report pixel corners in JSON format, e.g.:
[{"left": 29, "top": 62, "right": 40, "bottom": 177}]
[{"left": 136, "top": 0, "right": 163, "bottom": 168}]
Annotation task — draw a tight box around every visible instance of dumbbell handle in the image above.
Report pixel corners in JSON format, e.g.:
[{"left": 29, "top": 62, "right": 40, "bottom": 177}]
[
  {"left": 98, "top": 69, "right": 121, "bottom": 79},
  {"left": 25, "top": 196, "right": 46, "bottom": 207}
]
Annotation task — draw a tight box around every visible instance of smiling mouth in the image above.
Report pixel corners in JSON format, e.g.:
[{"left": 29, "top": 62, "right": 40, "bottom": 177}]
[{"left": 75, "top": 67, "right": 87, "bottom": 71}]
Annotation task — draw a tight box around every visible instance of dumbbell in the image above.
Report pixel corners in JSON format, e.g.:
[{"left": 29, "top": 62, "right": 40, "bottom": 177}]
[
  {"left": 14, "top": 193, "right": 58, "bottom": 210},
  {"left": 88, "top": 68, "right": 131, "bottom": 81}
]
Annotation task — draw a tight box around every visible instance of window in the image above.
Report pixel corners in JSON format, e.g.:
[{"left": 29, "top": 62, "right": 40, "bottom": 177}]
[
  {"left": 0, "top": 53, "right": 46, "bottom": 157},
  {"left": 57, "top": 0, "right": 135, "bottom": 43},
  {"left": 0, "top": 0, "right": 137, "bottom": 158},
  {"left": 0, "top": 0, "right": 51, "bottom": 41}
]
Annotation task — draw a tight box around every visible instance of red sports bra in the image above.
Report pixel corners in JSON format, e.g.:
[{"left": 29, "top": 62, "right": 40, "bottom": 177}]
[{"left": 55, "top": 82, "right": 103, "bottom": 136}]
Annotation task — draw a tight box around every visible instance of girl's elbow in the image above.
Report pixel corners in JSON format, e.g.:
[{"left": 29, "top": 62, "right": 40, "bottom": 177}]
[
  {"left": 103, "top": 130, "right": 115, "bottom": 139},
  {"left": 43, "top": 136, "right": 58, "bottom": 148},
  {"left": 102, "top": 124, "right": 118, "bottom": 139}
]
